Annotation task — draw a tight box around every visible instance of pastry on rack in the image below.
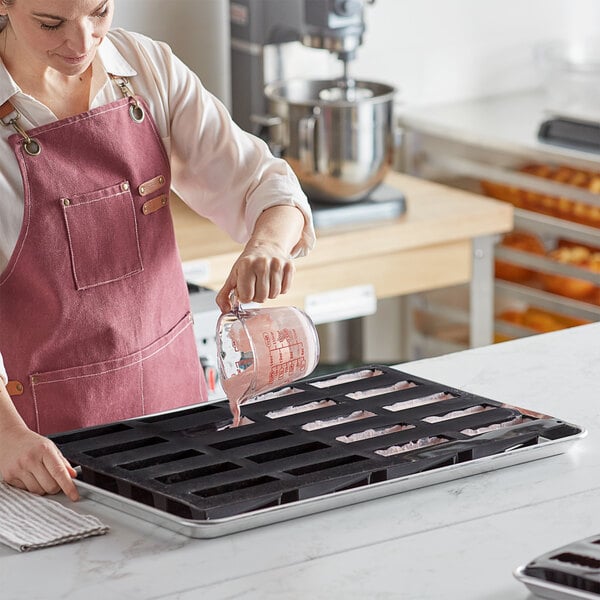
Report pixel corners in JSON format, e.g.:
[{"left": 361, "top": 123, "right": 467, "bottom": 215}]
[
  {"left": 494, "top": 231, "right": 546, "bottom": 283},
  {"left": 540, "top": 245, "right": 600, "bottom": 299}
]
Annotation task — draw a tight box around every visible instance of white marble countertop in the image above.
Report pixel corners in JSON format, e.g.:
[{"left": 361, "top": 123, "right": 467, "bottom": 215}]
[{"left": 2, "top": 323, "right": 600, "bottom": 600}]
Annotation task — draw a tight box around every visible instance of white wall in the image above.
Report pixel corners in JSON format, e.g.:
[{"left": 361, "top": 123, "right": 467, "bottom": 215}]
[
  {"left": 112, "top": 0, "right": 230, "bottom": 104},
  {"left": 112, "top": 0, "right": 600, "bottom": 109},
  {"left": 283, "top": 0, "right": 600, "bottom": 108}
]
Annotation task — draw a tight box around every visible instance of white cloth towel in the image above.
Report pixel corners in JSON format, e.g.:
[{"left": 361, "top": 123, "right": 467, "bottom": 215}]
[{"left": 0, "top": 481, "right": 109, "bottom": 551}]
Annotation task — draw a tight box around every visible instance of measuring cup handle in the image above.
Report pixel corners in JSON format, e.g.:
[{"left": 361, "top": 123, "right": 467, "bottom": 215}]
[{"left": 229, "top": 290, "right": 242, "bottom": 316}]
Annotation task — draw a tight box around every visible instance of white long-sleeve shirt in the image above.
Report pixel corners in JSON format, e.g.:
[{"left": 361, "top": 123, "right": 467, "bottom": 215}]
[{"left": 0, "top": 29, "right": 315, "bottom": 384}]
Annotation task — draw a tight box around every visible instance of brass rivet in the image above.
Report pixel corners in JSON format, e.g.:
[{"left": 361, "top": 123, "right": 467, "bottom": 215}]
[
  {"left": 158, "top": 176, "right": 165, "bottom": 184},
  {"left": 121, "top": 182, "right": 130, "bottom": 192},
  {"left": 31, "top": 376, "right": 37, "bottom": 384},
  {"left": 62, "top": 198, "right": 71, "bottom": 206},
  {"left": 16, "top": 383, "right": 23, "bottom": 392},
  {"left": 161, "top": 197, "right": 167, "bottom": 205},
  {"left": 139, "top": 186, "right": 145, "bottom": 194}
]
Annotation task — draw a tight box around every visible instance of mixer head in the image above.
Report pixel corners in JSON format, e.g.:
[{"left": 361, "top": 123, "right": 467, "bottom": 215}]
[{"left": 301, "top": 0, "right": 374, "bottom": 65}]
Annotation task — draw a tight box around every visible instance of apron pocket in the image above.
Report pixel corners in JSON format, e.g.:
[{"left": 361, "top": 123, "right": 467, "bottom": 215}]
[
  {"left": 139, "top": 312, "right": 206, "bottom": 415},
  {"left": 31, "top": 351, "right": 144, "bottom": 435},
  {"left": 30, "top": 312, "right": 202, "bottom": 435},
  {"left": 61, "top": 180, "right": 143, "bottom": 290}
]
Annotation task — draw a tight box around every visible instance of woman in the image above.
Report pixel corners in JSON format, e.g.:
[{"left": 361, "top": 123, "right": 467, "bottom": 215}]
[{"left": 0, "top": 0, "right": 315, "bottom": 501}]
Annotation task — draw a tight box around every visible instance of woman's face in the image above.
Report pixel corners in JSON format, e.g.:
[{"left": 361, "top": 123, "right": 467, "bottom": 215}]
[{"left": 2, "top": 0, "right": 114, "bottom": 76}]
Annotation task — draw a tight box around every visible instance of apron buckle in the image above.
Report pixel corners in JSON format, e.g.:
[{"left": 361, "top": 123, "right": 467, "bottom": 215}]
[
  {"left": 1, "top": 107, "right": 42, "bottom": 156},
  {"left": 114, "top": 76, "right": 145, "bottom": 123}
]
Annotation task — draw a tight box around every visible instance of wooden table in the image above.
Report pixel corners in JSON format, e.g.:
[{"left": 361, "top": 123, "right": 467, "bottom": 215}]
[{"left": 171, "top": 171, "right": 513, "bottom": 348}]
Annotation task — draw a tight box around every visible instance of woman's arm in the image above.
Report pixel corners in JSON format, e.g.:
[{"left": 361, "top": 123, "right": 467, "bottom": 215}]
[{"left": 215, "top": 204, "right": 306, "bottom": 313}]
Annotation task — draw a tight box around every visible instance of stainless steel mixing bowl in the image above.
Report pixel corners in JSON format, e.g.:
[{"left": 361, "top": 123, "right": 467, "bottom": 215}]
[{"left": 264, "top": 78, "right": 396, "bottom": 203}]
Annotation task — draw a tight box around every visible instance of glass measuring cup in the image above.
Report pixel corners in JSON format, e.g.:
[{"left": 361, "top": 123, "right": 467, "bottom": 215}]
[{"left": 216, "top": 298, "right": 320, "bottom": 427}]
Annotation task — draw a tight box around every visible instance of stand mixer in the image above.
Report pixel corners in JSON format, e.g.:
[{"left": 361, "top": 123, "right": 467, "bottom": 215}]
[{"left": 230, "top": 0, "right": 405, "bottom": 226}]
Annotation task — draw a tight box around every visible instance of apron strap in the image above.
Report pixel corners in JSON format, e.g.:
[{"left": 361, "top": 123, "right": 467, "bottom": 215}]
[
  {"left": 0, "top": 73, "right": 145, "bottom": 155},
  {"left": 110, "top": 75, "right": 145, "bottom": 123},
  {"left": 0, "top": 100, "right": 42, "bottom": 156},
  {"left": 0, "top": 100, "right": 15, "bottom": 120}
]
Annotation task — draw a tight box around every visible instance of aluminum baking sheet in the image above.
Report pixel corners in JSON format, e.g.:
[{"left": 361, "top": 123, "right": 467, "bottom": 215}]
[
  {"left": 514, "top": 533, "right": 600, "bottom": 599},
  {"left": 51, "top": 365, "right": 586, "bottom": 538},
  {"left": 514, "top": 566, "right": 599, "bottom": 600}
]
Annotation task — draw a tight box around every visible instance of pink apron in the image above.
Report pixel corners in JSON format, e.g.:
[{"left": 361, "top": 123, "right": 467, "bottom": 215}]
[{"left": 0, "top": 78, "right": 207, "bottom": 435}]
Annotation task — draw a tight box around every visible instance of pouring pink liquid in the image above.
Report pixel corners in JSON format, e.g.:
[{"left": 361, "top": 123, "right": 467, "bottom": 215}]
[{"left": 216, "top": 302, "right": 320, "bottom": 427}]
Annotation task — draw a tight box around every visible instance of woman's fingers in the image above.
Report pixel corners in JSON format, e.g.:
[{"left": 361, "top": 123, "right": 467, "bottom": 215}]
[
  {"left": 217, "top": 246, "right": 296, "bottom": 310},
  {"left": 43, "top": 452, "right": 79, "bottom": 501},
  {"left": 0, "top": 428, "right": 79, "bottom": 500},
  {"left": 280, "top": 260, "right": 295, "bottom": 295}
]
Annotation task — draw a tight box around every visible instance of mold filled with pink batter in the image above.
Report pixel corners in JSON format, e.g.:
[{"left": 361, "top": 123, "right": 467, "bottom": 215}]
[
  {"left": 346, "top": 380, "right": 417, "bottom": 400},
  {"left": 422, "top": 405, "right": 493, "bottom": 423},
  {"left": 461, "top": 416, "right": 531, "bottom": 436},
  {"left": 384, "top": 392, "right": 455, "bottom": 412},
  {"left": 266, "top": 399, "right": 337, "bottom": 419},
  {"left": 311, "top": 369, "right": 384, "bottom": 389},
  {"left": 246, "top": 387, "right": 304, "bottom": 406},
  {"left": 336, "top": 423, "right": 415, "bottom": 444},
  {"left": 375, "top": 436, "right": 448, "bottom": 457},
  {"left": 301, "top": 410, "right": 376, "bottom": 431}
]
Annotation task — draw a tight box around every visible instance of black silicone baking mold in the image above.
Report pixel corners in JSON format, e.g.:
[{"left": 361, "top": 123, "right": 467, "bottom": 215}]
[
  {"left": 520, "top": 534, "right": 600, "bottom": 596},
  {"left": 51, "top": 365, "right": 580, "bottom": 521}
]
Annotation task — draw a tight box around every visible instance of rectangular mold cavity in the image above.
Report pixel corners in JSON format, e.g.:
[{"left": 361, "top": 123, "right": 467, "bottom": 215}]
[
  {"left": 156, "top": 462, "right": 241, "bottom": 485},
  {"left": 245, "top": 387, "right": 304, "bottom": 405},
  {"left": 118, "top": 449, "right": 203, "bottom": 471},
  {"left": 346, "top": 380, "right": 417, "bottom": 400},
  {"left": 215, "top": 417, "right": 255, "bottom": 431},
  {"left": 285, "top": 455, "right": 369, "bottom": 476},
  {"left": 422, "top": 404, "right": 494, "bottom": 423},
  {"left": 550, "top": 553, "right": 600, "bottom": 568},
  {"left": 192, "top": 475, "right": 280, "bottom": 499},
  {"left": 301, "top": 410, "right": 376, "bottom": 431},
  {"left": 209, "top": 429, "right": 292, "bottom": 451},
  {"left": 247, "top": 441, "right": 329, "bottom": 464},
  {"left": 336, "top": 423, "right": 415, "bottom": 444},
  {"left": 384, "top": 392, "right": 455, "bottom": 412},
  {"left": 84, "top": 437, "right": 168, "bottom": 458},
  {"left": 461, "top": 416, "right": 532, "bottom": 436},
  {"left": 138, "top": 403, "right": 221, "bottom": 423},
  {"left": 51, "top": 423, "right": 133, "bottom": 445},
  {"left": 310, "top": 368, "right": 384, "bottom": 389},
  {"left": 266, "top": 399, "right": 337, "bottom": 419},
  {"left": 375, "top": 436, "right": 449, "bottom": 457}
]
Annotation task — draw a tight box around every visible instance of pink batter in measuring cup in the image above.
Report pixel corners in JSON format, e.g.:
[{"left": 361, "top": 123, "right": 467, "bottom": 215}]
[{"left": 216, "top": 297, "right": 320, "bottom": 427}]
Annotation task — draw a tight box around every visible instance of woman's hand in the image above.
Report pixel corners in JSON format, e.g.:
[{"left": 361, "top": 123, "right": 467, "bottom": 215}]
[
  {"left": 215, "top": 205, "right": 306, "bottom": 313},
  {"left": 216, "top": 240, "right": 296, "bottom": 312},
  {"left": 0, "top": 423, "right": 79, "bottom": 501}
]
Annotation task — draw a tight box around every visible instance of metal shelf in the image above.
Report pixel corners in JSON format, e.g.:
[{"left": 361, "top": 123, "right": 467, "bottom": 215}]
[{"left": 495, "top": 281, "right": 600, "bottom": 321}]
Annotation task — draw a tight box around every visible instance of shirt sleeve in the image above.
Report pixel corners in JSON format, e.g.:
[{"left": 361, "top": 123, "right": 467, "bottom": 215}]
[
  {"left": 0, "top": 352, "right": 7, "bottom": 385},
  {"left": 121, "top": 31, "right": 316, "bottom": 256}
]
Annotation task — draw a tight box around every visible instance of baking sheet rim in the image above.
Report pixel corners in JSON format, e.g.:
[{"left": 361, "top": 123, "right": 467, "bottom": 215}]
[{"left": 74, "top": 426, "right": 586, "bottom": 539}]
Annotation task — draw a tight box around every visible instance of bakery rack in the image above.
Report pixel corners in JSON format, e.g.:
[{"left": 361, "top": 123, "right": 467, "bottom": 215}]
[{"left": 398, "top": 89, "right": 600, "bottom": 358}]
